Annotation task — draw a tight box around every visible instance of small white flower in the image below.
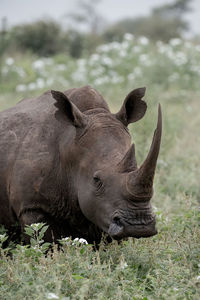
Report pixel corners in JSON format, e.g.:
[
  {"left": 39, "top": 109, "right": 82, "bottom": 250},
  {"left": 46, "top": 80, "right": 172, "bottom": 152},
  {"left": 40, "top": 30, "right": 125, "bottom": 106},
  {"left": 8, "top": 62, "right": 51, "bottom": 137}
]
[
  {"left": 132, "top": 45, "right": 141, "bottom": 53},
  {"left": 124, "top": 33, "right": 134, "bottom": 41},
  {"left": 169, "top": 38, "right": 182, "bottom": 47},
  {"left": 79, "top": 238, "right": 88, "bottom": 244},
  {"left": 16, "top": 84, "right": 27, "bottom": 92},
  {"left": 62, "top": 237, "right": 70, "bottom": 242},
  {"left": 6, "top": 57, "right": 14, "bottom": 66},
  {"left": 72, "top": 238, "right": 79, "bottom": 245},
  {"left": 0, "top": 234, "right": 6, "bottom": 240},
  {"left": 120, "top": 261, "right": 128, "bottom": 269},
  {"left": 28, "top": 82, "right": 37, "bottom": 91},
  {"left": 138, "top": 36, "right": 149, "bottom": 45},
  {"left": 101, "top": 56, "right": 113, "bottom": 66},
  {"left": 196, "top": 275, "right": 200, "bottom": 280},
  {"left": 36, "top": 78, "right": 45, "bottom": 89},
  {"left": 152, "top": 206, "right": 158, "bottom": 212},
  {"left": 46, "top": 292, "right": 59, "bottom": 299},
  {"left": 72, "top": 237, "right": 88, "bottom": 245},
  {"left": 30, "top": 223, "right": 41, "bottom": 230},
  {"left": 32, "top": 59, "right": 45, "bottom": 70}
]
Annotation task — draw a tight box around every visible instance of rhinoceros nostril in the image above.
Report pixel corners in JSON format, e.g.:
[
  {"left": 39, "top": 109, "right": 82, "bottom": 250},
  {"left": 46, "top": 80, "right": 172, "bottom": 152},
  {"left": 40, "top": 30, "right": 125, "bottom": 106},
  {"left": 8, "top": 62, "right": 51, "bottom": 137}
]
[{"left": 113, "top": 216, "right": 121, "bottom": 225}]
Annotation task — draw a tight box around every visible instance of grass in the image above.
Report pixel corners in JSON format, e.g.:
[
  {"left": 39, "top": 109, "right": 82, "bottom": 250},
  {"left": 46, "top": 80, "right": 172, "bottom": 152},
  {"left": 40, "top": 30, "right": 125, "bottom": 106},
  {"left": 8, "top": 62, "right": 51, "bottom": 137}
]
[{"left": 0, "top": 35, "right": 200, "bottom": 299}]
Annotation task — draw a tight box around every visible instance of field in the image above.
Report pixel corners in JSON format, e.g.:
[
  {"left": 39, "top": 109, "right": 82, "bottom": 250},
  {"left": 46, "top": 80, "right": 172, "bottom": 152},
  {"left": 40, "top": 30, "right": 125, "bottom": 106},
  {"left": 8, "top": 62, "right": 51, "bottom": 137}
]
[{"left": 0, "top": 35, "right": 200, "bottom": 299}]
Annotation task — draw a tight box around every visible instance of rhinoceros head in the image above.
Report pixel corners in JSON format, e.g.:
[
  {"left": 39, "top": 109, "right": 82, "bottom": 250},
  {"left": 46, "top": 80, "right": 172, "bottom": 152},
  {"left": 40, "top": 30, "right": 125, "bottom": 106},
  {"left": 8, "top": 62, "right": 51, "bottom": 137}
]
[{"left": 51, "top": 87, "right": 162, "bottom": 240}]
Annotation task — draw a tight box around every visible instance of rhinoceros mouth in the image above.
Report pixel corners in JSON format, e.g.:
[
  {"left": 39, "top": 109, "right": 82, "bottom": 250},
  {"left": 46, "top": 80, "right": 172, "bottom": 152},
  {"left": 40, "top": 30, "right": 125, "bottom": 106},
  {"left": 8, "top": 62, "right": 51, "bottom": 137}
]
[{"left": 108, "top": 210, "right": 157, "bottom": 240}]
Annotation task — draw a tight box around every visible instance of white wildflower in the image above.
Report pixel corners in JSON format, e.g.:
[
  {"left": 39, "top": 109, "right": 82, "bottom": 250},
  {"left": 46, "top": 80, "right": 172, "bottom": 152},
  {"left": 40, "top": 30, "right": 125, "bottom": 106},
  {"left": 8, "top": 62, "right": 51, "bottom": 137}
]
[
  {"left": 46, "top": 292, "right": 59, "bottom": 299},
  {"left": 30, "top": 223, "right": 41, "bottom": 230},
  {"left": 152, "top": 206, "right": 158, "bottom": 212},
  {"left": 61, "top": 237, "right": 70, "bottom": 242},
  {"left": 101, "top": 56, "right": 113, "bottom": 66},
  {"left": 138, "top": 36, "right": 149, "bottom": 45},
  {"left": 139, "top": 54, "right": 151, "bottom": 66},
  {"left": 173, "top": 52, "right": 187, "bottom": 66},
  {"left": 0, "top": 234, "right": 6, "bottom": 240},
  {"left": 89, "top": 54, "right": 100, "bottom": 64},
  {"left": 169, "top": 38, "right": 182, "bottom": 47},
  {"left": 32, "top": 59, "right": 45, "bottom": 70},
  {"left": 121, "top": 40, "right": 130, "bottom": 50},
  {"left": 120, "top": 260, "right": 128, "bottom": 269},
  {"left": 28, "top": 82, "right": 37, "bottom": 91},
  {"left": 6, "top": 57, "right": 14, "bottom": 66},
  {"left": 196, "top": 275, "right": 200, "bottom": 280},
  {"left": 79, "top": 238, "right": 88, "bottom": 244},
  {"left": 119, "top": 49, "right": 127, "bottom": 57},
  {"left": 109, "top": 41, "right": 121, "bottom": 50},
  {"left": 36, "top": 77, "right": 45, "bottom": 89},
  {"left": 124, "top": 33, "right": 134, "bottom": 41},
  {"left": 16, "top": 84, "right": 27, "bottom": 92},
  {"left": 72, "top": 237, "right": 88, "bottom": 245}
]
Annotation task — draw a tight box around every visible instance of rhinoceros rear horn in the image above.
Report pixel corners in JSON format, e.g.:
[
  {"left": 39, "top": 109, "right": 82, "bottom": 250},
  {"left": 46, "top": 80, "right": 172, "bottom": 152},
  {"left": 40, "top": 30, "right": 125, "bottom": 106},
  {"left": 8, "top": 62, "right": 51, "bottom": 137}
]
[
  {"left": 127, "top": 104, "right": 162, "bottom": 197},
  {"left": 115, "top": 87, "right": 147, "bottom": 126},
  {"left": 51, "top": 90, "right": 88, "bottom": 127},
  {"left": 117, "top": 144, "right": 137, "bottom": 172}
]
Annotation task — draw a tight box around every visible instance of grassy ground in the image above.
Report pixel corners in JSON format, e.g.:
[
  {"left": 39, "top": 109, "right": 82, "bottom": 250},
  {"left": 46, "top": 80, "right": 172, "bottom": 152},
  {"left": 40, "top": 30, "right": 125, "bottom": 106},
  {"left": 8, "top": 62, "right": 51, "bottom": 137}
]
[{"left": 0, "top": 36, "right": 200, "bottom": 299}]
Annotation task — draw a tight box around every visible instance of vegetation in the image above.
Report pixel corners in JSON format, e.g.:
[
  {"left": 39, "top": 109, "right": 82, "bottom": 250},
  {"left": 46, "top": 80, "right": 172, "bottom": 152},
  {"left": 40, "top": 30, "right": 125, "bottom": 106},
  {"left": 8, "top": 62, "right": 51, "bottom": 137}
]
[
  {"left": 0, "top": 32, "right": 199, "bottom": 299},
  {"left": 104, "top": 0, "right": 191, "bottom": 42},
  {"left": 0, "top": 0, "right": 193, "bottom": 58}
]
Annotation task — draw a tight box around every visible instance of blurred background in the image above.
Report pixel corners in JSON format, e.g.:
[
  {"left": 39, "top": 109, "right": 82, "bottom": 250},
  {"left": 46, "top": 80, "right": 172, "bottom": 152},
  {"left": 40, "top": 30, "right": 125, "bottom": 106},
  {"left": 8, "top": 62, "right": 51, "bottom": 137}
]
[
  {"left": 0, "top": 0, "right": 199, "bottom": 58},
  {"left": 0, "top": 0, "right": 200, "bottom": 102}
]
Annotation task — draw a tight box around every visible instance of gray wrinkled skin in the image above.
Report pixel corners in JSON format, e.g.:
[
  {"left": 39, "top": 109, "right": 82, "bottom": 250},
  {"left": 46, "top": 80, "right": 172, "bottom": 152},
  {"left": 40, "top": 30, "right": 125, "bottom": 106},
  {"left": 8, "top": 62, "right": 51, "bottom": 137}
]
[{"left": 0, "top": 86, "right": 162, "bottom": 244}]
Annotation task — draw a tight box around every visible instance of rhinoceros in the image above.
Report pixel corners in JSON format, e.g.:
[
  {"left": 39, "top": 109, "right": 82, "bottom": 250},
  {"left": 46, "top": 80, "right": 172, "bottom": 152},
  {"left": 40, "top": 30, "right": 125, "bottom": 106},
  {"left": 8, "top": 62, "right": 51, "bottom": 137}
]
[{"left": 0, "top": 86, "right": 162, "bottom": 244}]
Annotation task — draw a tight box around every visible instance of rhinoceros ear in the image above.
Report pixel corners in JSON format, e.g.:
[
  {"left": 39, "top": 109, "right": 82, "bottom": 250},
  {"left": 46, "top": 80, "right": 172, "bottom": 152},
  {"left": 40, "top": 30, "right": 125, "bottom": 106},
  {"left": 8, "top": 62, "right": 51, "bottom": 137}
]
[
  {"left": 115, "top": 87, "right": 147, "bottom": 126},
  {"left": 51, "top": 90, "right": 87, "bottom": 127}
]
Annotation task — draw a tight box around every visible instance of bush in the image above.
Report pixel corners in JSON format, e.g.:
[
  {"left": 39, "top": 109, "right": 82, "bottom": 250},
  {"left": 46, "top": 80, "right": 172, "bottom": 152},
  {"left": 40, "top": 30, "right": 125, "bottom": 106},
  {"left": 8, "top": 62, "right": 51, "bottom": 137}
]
[{"left": 11, "top": 20, "right": 65, "bottom": 56}]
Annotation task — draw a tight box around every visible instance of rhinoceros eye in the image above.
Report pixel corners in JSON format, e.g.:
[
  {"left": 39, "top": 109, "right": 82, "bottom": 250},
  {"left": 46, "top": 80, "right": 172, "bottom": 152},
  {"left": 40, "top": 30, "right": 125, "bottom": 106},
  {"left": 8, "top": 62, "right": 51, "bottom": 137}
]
[
  {"left": 93, "top": 175, "right": 100, "bottom": 183},
  {"left": 93, "top": 173, "right": 103, "bottom": 190}
]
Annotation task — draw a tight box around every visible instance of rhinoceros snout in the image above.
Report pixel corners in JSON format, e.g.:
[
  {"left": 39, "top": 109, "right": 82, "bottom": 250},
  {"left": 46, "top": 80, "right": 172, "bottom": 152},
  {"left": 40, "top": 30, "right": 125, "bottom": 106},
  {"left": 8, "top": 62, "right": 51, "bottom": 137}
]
[{"left": 108, "top": 213, "right": 157, "bottom": 240}]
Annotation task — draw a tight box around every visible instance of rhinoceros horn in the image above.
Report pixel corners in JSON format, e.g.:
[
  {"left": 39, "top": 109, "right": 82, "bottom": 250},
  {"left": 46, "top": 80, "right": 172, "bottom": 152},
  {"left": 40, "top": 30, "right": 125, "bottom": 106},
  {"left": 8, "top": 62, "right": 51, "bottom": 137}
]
[{"left": 126, "top": 104, "right": 162, "bottom": 198}]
